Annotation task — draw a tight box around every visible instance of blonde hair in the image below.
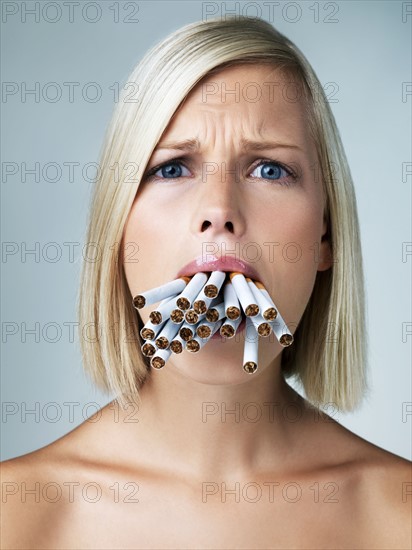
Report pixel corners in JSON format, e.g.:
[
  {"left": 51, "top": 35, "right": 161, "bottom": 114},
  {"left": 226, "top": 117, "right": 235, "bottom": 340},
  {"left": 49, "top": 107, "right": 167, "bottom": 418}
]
[{"left": 77, "top": 16, "right": 369, "bottom": 412}]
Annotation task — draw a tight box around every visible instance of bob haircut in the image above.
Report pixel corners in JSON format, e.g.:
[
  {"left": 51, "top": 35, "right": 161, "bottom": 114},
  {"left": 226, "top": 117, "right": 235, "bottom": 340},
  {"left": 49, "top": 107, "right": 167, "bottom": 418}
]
[{"left": 77, "top": 16, "right": 369, "bottom": 413}]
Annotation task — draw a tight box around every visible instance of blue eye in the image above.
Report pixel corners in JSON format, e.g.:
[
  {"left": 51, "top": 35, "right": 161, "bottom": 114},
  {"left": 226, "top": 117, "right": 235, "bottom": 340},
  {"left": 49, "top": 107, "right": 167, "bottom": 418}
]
[
  {"left": 250, "top": 161, "right": 291, "bottom": 181},
  {"left": 149, "top": 161, "right": 190, "bottom": 179}
]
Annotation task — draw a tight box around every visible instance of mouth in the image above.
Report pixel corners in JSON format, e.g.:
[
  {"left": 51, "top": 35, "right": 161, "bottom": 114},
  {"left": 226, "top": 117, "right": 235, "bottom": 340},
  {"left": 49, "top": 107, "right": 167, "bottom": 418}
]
[{"left": 176, "top": 255, "right": 263, "bottom": 284}]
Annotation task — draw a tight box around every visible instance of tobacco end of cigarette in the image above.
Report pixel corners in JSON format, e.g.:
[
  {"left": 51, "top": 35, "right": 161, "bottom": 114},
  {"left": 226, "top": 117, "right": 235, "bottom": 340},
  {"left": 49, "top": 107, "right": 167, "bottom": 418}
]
[
  {"left": 151, "top": 356, "right": 166, "bottom": 369},
  {"left": 263, "top": 308, "right": 277, "bottom": 321},
  {"left": 140, "top": 328, "right": 155, "bottom": 340},
  {"left": 243, "top": 361, "right": 258, "bottom": 374},
  {"left": 149, "top": 311, "right": 162, "bottom": 325},
  {"left": 141, "top": 342, "right": 156, "bottom": 357},
  {"left": 170, "top": 340, "right": 183, "bottom": 354},
  {"left": 204, "top": 284, "right": 218, "bottom": 298},
  {"left": 155, "top": 336, "right": 169, "bottom": 349},
  {"left": 171, "top": 309, "right": 184, "bottom": 323},
  {"left": 279, "top": 334, "right": 294, "bottom": 347},
  {"left": 220, "top": 324, "right": 235, "bottom": 338},
  {"left": 193, "top": 300, "right": 207, "bottom": 314},
  {"left": 179, "top": 327, "right": 194, "bottom": 341},
  {"left": 205, "top": 309, "right": 219, "bottom": 323},
  {"left": 226, "top": 306, "right": 241, "bottom": 320},
  {"left": 177, "top": 297, "right": 190, "bottom": 311},
  {"left": 245, "top": 304, "right": 259, "bottom": 317},
  {"left": 257, "top": 323, "right": 271, "bottom": 337},
  {"left": 133, "top": 295, "right": 146, "bottom": 309},
  {"left": 185, "top": 310, "right": 198, "bottom": 324},
  {"left": 186, "top": 340, "right": 200, "bottom": 353},
  {"left": 196, "top": 325, "right": 211, "bottom": 339}
]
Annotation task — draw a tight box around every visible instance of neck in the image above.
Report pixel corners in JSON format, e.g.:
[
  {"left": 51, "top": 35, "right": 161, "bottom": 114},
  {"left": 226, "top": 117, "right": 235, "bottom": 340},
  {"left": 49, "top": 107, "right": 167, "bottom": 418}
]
[{"left": 112, "top": 356, "right": 307, "bottom": 481}]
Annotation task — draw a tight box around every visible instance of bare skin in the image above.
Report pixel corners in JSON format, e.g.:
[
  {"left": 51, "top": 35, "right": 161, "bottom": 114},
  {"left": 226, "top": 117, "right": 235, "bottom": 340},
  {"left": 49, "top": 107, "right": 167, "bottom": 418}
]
[{"left": 1, "top": 65, "right": 411, "bottom": 549}]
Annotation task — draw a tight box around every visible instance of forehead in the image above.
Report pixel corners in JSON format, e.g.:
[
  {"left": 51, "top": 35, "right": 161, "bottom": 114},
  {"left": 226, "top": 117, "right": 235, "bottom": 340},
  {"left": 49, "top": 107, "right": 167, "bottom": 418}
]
[{"left": 163, "top": 63, "right": 311, "bottom": 145}]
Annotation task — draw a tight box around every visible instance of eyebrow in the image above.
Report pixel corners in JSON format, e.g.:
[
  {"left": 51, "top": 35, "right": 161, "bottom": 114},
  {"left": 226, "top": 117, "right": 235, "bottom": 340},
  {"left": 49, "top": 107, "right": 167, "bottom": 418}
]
[{"left": 155, "top": 137, "right": 303, "bottom": 153}]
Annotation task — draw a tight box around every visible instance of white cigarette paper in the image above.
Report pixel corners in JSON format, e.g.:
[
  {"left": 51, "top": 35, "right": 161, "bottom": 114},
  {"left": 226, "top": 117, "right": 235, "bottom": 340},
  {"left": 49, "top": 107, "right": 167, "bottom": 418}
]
[
  {"left": 269, "top": 317, "right": 294, "bottom": 347},
  {"left": 243, "top": 317, "right": 259, "bottom": 373},
  {"left": 250, "top": 313, "right": 272, "bottom": 337},
  {"left": 203, "top": 270, "right": 227, "bottom": 298},
  {"left": 229, "top": 272, "right": 259, "bottom": 317},
  {"left": 155, "top": 319, "right": 181, "bottom": 349},
  {"left": 246, "top": 278, "right": 278, "bottom": 321},
  {"left": 220, "top": 316, "right": 242, "bottom": 338},
  {"left": 133, "top": 276, "right": 190, "bottom": 309},
  {"left": 223, "top": 281, "right": 241, "bottom": 320},
  {"left": 186, "top": 319, "right": 224, "bottom": 352},
  {"left": 150, "top": 348, "right": 172, "bottom": 369},
  {"left": 175, "top": 272, "right": 208, "bottom": 311}
]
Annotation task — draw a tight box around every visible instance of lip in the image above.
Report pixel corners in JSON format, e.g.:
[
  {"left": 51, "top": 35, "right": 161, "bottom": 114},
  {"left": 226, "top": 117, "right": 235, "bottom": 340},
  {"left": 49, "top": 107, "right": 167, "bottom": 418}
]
[{"left": 176, "top": 254, "right": 262, "bottom": 283}]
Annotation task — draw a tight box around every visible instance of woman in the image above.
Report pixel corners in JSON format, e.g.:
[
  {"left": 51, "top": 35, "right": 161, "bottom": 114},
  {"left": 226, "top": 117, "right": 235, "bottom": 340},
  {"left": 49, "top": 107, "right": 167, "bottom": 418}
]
[{"left": 2, "top": 16, "right": 410, "bottom": 549}]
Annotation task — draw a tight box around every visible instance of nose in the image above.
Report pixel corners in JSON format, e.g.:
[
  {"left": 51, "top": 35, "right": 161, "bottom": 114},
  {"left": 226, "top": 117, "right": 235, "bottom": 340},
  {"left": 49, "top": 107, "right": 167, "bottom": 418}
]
[{"left": 190, "top": 160, "right": 247, "bottom": 239}]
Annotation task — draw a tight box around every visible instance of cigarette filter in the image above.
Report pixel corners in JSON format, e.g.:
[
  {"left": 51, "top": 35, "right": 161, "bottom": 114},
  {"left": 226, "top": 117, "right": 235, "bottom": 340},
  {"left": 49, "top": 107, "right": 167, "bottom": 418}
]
[
  {"left": 219, "top": 316, "right": 242, "bottom": 338},
  {"left": 133, "top": 276, "right": 190, "bottom": 309},
  {"left": 223, "top": 280, "right": 241, "bottom": 320},
  {"left": 246, "top": 278, "right": 278, "bottom": 321},
  {"left": 243, "top": 317, "right": 259, "bottom": 374},
  {"left": 150, "top": 348, "right": 172, "bottom": 369},
  {"left": 175, "top": 272, "right": 208, "bottom": 311},
  {"left": 229, "top": 272, "right": 260, "bottom": 317}
]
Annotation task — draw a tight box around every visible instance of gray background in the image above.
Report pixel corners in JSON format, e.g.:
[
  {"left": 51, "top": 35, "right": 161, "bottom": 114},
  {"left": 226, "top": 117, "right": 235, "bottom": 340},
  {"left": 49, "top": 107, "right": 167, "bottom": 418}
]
[{"left": 1, "top": 0, "right": 411, "bottom": 460}]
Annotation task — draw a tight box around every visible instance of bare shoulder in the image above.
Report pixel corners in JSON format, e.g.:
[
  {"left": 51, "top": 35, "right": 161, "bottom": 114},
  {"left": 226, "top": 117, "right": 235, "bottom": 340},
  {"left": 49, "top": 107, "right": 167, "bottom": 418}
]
[
  {"left": 0, "top": 417, "right": 101, "bottom": 550},
  {"left": 309, "top": 408, "right": 412, "bottom": 548}
]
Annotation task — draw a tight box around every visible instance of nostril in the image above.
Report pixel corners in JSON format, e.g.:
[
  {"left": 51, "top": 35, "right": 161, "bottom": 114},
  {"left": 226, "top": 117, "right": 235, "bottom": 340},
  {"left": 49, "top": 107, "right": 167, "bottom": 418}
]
[{"left": 201, "top": 220, "right": 211, "bottom": 231}]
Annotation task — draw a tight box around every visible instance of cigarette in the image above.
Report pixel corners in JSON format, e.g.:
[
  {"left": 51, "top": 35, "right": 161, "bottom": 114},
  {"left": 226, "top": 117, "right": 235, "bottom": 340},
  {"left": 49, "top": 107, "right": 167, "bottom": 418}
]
[
  {"left": 243, "top": 317, "right": 259, "bottom": 374},
  {"left": 192, "top": 271, "right": 226, "bottom": 313},
  {"left": 179, "top": 321, "right": 196, "bottom": 342},
  {"left": 169, "top": 307, "right": 185, "bottom": 324},
  {"left": 175, "top": 272, "right": 208, "bottom": 311},
  {"left": 203, "top": 270, "right": 227, "bottom": 298},
  {"left": 155, "top": 319, "right": 181, "bottom": 349},
  {"left": 205, "top": 301, "right": 226, "bottom": 323},
  {"left": 250, "top": 313, "right": 272, "bottom": 337},
  {"left": 229, "top": 272, "right": 259, "bottom": 317},
  {"left": 219, "top": 316, "right": 242, "bottom": 338},
  {"left": 150, "top": 348, "right": 172, "bottom": 369},
  {"left": 169, "top": 334, "right": 186, "bottom": 354},
  {"left": 141, "top": 341, "right": 156, "bottom": 357},
  {"left": 245, "top": 278, "right": 278, "bottom": 321},
  {"left": 133, "top": 276, "right": 190, "bottom": 309},
  {"left": 186, "top": 319, "right": 223, "bottom": 352},
  {"left": 223, "top": 280, "right": 241, "bottom": 320},
  {"left": 196, "top": 319, "right": 217, "bottom": 339},
  {"left": 184, "top": 309, "right": 207, "bottom": 325},
  {"left": 149, "top": 296, "right": 181, "bottom": 325},
  {"left": 139, "top": 296, "right": 174, "bottom": 339},
  {"left": 269, "top": 317, "right": 294, "bottom": 347}
]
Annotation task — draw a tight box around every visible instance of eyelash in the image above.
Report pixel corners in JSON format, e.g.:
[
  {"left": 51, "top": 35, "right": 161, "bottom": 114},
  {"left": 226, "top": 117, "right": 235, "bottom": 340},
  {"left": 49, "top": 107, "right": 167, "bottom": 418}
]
[{"left": 144, "top": 156, "right": 298, "bottom": 186}]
